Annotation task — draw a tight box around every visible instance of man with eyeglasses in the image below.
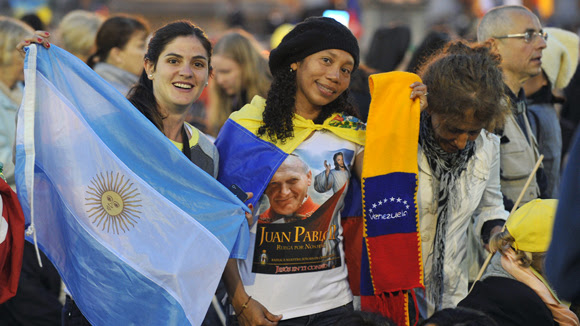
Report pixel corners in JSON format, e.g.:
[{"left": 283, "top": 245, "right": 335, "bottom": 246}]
[{"left": 477, "top": 5, "right": 547, "bottom": 212}]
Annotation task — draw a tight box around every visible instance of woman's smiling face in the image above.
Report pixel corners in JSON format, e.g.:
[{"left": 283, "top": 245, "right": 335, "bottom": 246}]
[
  {"left": 145, "top": 35, "right": 210, "bottom": 114},
  {"left": 291, "top": 49, "right": 354, "bottom": 113}
]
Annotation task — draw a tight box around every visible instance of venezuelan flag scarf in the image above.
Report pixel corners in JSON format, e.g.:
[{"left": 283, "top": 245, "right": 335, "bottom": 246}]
[
  {"left": 215, "top": 96, "right": 366, "bottom": 257},
  {"left": 360, "top": 72, "right": 424, "bottom": 326}
]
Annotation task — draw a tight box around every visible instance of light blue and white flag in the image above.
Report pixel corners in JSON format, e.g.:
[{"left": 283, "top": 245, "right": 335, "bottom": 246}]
[{"left": 15, "top": 44, "right": 249, "bottom": 326}]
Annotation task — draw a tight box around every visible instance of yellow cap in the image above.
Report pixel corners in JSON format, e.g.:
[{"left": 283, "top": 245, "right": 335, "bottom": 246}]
[
  {"left": 270, "top": 23, "right": 294, "bottom": 50},
  {"left": 506, "top": 199, "right": 558, "bottom": 253}
]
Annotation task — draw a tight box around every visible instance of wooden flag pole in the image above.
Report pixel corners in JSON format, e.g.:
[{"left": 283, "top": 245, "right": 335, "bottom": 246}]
[{"left": 469, "top": 154, "right": 544, "bottom": 292}]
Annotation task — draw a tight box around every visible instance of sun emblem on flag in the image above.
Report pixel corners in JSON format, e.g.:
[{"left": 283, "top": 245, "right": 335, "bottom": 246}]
[{"left": 85, "top": 171, "right": 142, "bottom": 234}]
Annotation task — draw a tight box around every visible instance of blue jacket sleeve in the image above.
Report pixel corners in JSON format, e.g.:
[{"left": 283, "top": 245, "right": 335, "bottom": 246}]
[{"left": 545, "top": 130, "right": 580, "bottom": 302}]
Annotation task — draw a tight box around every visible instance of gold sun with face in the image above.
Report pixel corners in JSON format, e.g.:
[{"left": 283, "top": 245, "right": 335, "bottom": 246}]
[{"left": 85, "top": 171, "right": 142, "bottom": 234}]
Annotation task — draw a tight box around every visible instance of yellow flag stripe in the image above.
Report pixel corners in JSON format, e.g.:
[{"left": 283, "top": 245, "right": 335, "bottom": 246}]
[{"left": 363, "top": 72, "right": 421, "bottom": 177}]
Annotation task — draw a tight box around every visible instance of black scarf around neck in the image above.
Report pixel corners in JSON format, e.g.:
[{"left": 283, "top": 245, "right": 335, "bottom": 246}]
[{"left": 419, "top": 112, "right": 476, "bottom": 310}]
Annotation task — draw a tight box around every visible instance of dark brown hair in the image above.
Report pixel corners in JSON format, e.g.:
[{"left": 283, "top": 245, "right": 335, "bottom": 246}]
[
  {"left": 418, "top": 40, "right": 509, "bottom": 131},
  {"left": 87, "top": 15, "right": 149, "bottom": 68}
]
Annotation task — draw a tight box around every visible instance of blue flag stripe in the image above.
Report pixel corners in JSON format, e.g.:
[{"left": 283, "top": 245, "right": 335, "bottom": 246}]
[
  {"left": 29, "top": 171, "right": 191, "bottom": 326},
  {"left": 215, "top": 118, "right": 288, "bottom": 207},
  {"left": 363, "top": 172, "right": 419, "bottom": 237}
]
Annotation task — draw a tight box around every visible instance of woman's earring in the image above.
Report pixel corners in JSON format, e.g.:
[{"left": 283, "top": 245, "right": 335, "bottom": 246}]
[
  {"left": 290, "top": 68, "right": 293, "bottom": 72},
  {"left": 205, "top": 82, "right": 208, "bottom": 86},
  {"left": 148, "top": 74, "right": 153, "bottom": 78}
]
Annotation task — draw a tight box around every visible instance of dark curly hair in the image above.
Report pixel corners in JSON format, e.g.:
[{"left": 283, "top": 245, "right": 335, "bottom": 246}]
[
  {"left": 417, "top": 40, "right": 509, "bottom": 132},
  {"left": 257, "top": 67, "right": 359, "bottom": 143}
]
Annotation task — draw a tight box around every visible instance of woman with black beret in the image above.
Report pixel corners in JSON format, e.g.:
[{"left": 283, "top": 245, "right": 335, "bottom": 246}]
[{"left": 219, "top": 16, "right": 427, "bottom": 326}]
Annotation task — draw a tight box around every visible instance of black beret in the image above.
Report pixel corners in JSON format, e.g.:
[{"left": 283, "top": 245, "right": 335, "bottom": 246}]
[{"left": 269, "top": 16, "right": 360, "bottom": 74}]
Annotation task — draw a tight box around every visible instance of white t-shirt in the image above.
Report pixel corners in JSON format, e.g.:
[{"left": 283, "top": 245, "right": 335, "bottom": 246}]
[{"left": 238, "top": 130, "right": 364, "bottom": 319}]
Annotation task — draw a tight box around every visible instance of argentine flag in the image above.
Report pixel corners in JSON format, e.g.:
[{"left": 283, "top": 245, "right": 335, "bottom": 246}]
[{"left": 15, "top": 44, "right": 249, "bottom": 326}]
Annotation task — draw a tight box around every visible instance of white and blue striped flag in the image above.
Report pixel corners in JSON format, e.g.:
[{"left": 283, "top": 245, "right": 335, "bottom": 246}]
[{"left": 15, "top": 44, "right": 249, "bottom": 326}]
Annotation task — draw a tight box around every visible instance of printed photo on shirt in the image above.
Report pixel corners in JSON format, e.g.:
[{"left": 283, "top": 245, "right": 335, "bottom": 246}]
[{"left": 252, "top": 149, "right": 355, "bottom": 275}]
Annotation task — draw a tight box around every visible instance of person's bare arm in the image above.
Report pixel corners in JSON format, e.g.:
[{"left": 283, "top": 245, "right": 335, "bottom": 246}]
[
  {"left": 353, "top": 151, "right": 364, "bottom": 181},
  {"left": 223, "top": 259, "right": 282, "bottom": 326}
]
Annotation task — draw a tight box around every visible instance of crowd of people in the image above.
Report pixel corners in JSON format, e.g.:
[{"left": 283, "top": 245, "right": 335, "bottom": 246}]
[{"left": 0, "top": 3, "right": 579, "bottom": 326}]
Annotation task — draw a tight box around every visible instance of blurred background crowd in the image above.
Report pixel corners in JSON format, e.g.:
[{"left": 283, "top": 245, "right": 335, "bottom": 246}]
[{"left": 1, "top": 0, "right": 579, "bottom": 139}]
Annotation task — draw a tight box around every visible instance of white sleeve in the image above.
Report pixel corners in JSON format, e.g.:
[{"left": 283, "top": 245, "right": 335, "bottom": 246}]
[{"left": 472, "top": 133, "right": 509, "bottom": 239}]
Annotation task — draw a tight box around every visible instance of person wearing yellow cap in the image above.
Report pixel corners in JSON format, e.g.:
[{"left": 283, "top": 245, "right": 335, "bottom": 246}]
[{"left": 459, "top": 199, "right": 580, "bottom": 326}]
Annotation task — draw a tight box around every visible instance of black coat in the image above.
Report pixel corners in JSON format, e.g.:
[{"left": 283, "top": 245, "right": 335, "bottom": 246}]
[
  {"left": 0, "top": 241, "right": 62, "bottom": 326},
  {"left": 459, "top": 276, "right": 555, "bottom": 326}
]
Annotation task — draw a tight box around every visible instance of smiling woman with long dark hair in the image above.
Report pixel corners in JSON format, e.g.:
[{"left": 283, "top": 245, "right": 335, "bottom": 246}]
[
  {"left": 218, "top": 16, "right": 427, "bottom": 326},
  {"left": 125, "top": 21, "right": 219, "bottom": 176}
]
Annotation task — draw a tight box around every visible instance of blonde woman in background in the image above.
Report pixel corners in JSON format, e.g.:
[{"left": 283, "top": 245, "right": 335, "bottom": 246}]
[
  {"left": 209, "top": 29, "right": 272, "bottom": 136},
  {"left": 57, "top": 10, "right": 103, "bottom": 63},
  {"left": 0, "top": 16, "right": 34, "bottom": 189}
]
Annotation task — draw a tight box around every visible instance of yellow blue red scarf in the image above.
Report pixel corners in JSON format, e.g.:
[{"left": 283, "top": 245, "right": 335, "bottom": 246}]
[{"left": 359, "top": 72, "right": 424, "bottom": 326}]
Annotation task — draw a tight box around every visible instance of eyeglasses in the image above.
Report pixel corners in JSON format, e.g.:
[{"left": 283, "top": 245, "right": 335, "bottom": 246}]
[{"left": 494, "top": 30, "right": 548, "bottom": 43}]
